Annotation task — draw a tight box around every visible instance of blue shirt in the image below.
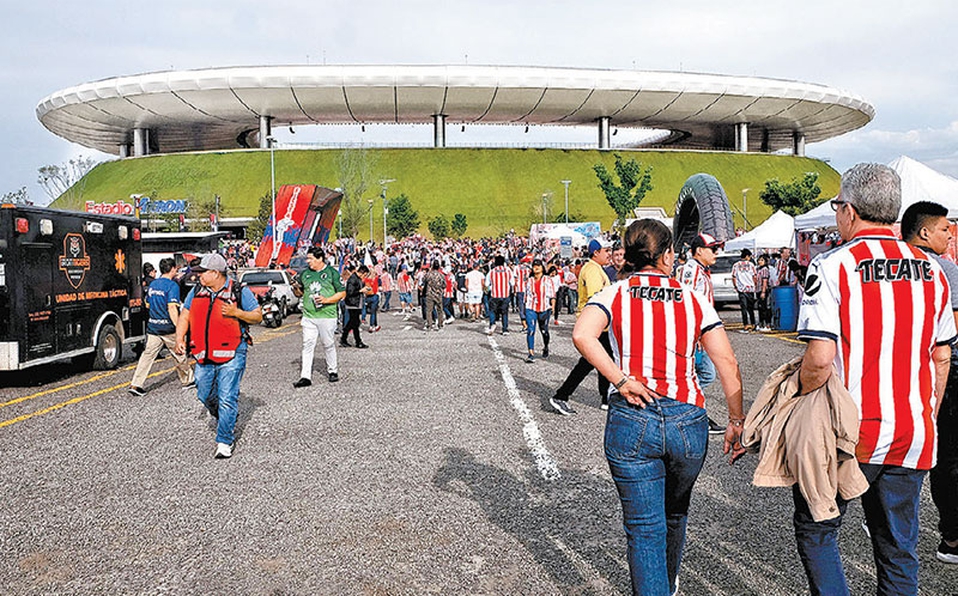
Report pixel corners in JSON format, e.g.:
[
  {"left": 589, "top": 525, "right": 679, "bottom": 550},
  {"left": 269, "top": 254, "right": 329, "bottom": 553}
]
[
  {"left": 146, "top": 277, "right": 181, "bottom": 335},
  {"left": 184, "top": 280, "right": 259, "bottom": 354}
]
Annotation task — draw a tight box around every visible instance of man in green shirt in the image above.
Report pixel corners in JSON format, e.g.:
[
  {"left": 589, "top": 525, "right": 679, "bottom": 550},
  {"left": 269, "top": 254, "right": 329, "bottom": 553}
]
[{"left": 293, "top": 247, "right": 346, "bottom": 386}]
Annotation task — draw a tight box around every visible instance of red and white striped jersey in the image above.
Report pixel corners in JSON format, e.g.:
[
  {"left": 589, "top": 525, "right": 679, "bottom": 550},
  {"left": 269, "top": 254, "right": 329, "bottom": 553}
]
[
  {"left": 396, "top": 272, "right": 413, "bottom": 294},
  {"left": 525, "top": 275, "right": 557, "bottom": 312},
  {"left": 588, "top": 273, "right": 722, "bottom": 407},
  {"left": 486, "top": 266, "right": 513, "bottom": 299},
  {"left": 679, "top": 259, "right": 714, "bottom": 304},
  {"left": 444, "top": 273, "right": 455, "bottom": 298},
  {"left": 731, "top": 259, "right": 757, "bottom": 293},
  {"left": 798, "top": 229, "right": 958, "bottom": 470},
  {"left": 513, "top": 266, "right": 530, "bottom": 293}
]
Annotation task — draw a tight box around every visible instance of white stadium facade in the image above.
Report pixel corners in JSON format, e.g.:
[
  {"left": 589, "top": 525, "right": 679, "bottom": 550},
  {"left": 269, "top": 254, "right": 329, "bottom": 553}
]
[{"left": 37, "top": 65, "right": 874, "bottom": 157}]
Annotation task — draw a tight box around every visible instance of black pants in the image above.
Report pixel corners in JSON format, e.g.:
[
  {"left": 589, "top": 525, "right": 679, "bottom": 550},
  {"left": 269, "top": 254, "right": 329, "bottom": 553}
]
[
  {"left": 553, "top": 331, "right": 612, "bottom": 403},
  {"left": 342, "top": 308, "right": 363, "bottom": 345},
  {"left": 489, "top": 296, "right": 509, "bottom": 331},
  {"left": 554, "top": 286, "right": 568, "bottom": 321},
  {"left": 932, "top": 356, "right": 958, "bottom": 542},
  {"left": 738, "top": 291, "right": 756, "bottom": 327},
  {"left": 756, "top": 292, "right": 771, "bottom": 327}
]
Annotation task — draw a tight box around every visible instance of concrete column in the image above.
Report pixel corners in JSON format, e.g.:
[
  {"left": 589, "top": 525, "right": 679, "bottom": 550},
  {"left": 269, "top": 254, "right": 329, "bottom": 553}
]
[
  {"left": 735, "top": 122, "right": 749, "bottom": 152},
  {"left": 259, "top": 115, "right": 272, "bottom": 148},
  {"left": 597, "top": 117, "right": 611, "bottom": 149},
  {"left": 793, "top": 131, "right": 806, "bottom": 156},
  {"left": 433, "top": 114, "right": 446, "bottom": 148},
  {"left": 133, "top": 128, "right": 149, "bottom": 157},
  {"left": 119, "top": 144, "right": 130, "bottom": 158}
]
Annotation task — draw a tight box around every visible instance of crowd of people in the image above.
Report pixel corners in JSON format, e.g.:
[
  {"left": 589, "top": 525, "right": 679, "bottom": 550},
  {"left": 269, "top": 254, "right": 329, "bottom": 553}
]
[{"left": 128, "top": 163, "right": 958, "bottom": 595}]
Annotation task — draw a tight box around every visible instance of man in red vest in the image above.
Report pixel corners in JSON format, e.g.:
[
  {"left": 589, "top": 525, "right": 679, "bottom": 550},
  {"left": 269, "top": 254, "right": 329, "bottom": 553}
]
[{"left": 175, "top": 253, "right": 262, "bottom": 459}]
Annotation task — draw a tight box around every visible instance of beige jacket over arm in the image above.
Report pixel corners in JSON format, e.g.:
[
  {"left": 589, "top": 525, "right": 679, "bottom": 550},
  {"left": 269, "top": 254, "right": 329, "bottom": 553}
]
[{"left": 741, "top": 357, "right": 869, "bottom": 522}]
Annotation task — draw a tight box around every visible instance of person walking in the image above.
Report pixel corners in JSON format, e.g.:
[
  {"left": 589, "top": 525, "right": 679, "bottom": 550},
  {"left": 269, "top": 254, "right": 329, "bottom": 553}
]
[
  {"left": 573, "top": 219, "right": 745, "bottom": 595},
  {"left": 423, "top": 261, "right": 446, "bottom": 330},
  {"left": 679, "top": 232, "right": 727, "bottom": 435},
  {"left": 523, "top": 259, "right": 556, "bottom": 363},
  {"left": 485, "top": 255, "right": 513, "bottom": 335},
  {"left": 731, "top": 248, "right": 757, "bottom": 332},
  {"left": 174, "top": 253, "right": 262, "bottom": 459},
  {"left": 755, "top": 254, "right": 772, "bottom": 332},
  {"left": 340, "top": 264, "right": 370, "bottom": 349},
  {"left": 901, "top": 200, "right": 958, "bottom": 565},
  {"left": 794, "top": 164, "right": 957, "bottom": 595},
  {"left": 548, "top": 237, "right": 613, "bottom": 415},
  {"left": 293, "top": 247, "right": 346, "bottom": 387},
  {"left": 129, "top": 257, "right": 194, "bottom": 396},
  {"left": 396, "top": 265, "right": 414, "bottom": 317},
  {"left": 513, "top": 261, "right": 529, "bottom": 330},
  {"left": 465, "top": 262, "right": 485, "bottom": 321},
  {"left": 364, "top": 268, "right": 381, "bottom": 332}
]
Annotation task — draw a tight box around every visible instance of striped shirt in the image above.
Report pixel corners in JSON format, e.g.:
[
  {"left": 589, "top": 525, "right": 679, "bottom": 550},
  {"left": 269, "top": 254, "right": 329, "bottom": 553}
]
[
  {"left": 679, "top": 259, "right": 714, "bottom": 304},
  {"left": 486, "top": 266, "right": 513, "bottom": 299},
  {"left": 396, "top": 272, "right": 413, "bottom": 294},
  {"left": 588, "top": 273, "right": 722, "bottom": 407},
  {"left": 731, "top": 259, "right": 757, "bottom": 293},
  {"left": 798, "top": 229, "right": 958, "bottom": 469},
  {"left": 525, "top": 275, "right": 557, "bottom": 312},
  {"left": 513, "top": 265, "right": 530, "bottom": 294}
]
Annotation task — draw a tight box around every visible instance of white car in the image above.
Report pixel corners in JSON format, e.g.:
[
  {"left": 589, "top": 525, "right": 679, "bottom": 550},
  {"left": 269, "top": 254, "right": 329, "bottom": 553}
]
[
  {"left": 238, "top": 268, "right": 301, "bottom": 316},
  {"left": 709, "top": 252, "right": 741, "bottom": 309}
]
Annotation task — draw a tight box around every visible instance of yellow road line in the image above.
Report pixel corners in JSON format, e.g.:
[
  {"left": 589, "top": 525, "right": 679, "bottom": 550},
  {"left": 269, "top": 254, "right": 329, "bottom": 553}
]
[{"left": 0, "top": 326, "right": 300, "bottom": 430}]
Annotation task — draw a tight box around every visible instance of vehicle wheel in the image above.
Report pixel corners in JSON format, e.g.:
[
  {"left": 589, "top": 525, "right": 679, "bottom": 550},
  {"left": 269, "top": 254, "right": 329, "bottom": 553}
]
[
  {"left": 280, "top": 297, "right": 289, "bottom": 318},
  {"left": 672, "top": 173, "right": 735, "bottom": 254},
  {"left": 92, "top": 324, "right": 122, "bottom": 370}
]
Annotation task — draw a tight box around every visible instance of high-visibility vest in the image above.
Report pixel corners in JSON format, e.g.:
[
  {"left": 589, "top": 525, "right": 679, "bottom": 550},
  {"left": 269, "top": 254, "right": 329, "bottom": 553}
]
[{"left": 189, "top": 282, "right": 243, "bottom": 364}]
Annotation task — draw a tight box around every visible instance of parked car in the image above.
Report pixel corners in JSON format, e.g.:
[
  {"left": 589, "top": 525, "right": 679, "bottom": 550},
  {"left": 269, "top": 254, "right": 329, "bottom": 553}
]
[
  {"left": 238, "top": 268, "right": 300, "bottom": 316},
  {"left": 710, "top": 251, "right": 741, "bottom": 309}
]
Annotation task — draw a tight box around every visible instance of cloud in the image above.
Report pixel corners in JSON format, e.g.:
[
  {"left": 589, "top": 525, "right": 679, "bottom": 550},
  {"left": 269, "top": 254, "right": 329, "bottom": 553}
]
[{"left": 811, "top": 121, "right": 958, "bottom": 178}]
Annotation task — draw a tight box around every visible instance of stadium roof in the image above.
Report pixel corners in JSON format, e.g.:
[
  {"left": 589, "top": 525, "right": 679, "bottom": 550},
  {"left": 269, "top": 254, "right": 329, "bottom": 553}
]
[{"left": 37, "top": 65, "right": 874, "bottom": 155}]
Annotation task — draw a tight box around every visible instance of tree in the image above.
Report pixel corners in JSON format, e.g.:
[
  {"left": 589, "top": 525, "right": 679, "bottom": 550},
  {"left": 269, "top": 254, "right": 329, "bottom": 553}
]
[
  {"left": 553, "top": 210, "right": 587, "bottom": 224},
  {"left": 593, "top": 153, "right": 654, "bottom": 232},
  {"left": 386, "top": 193, "right": 420, "bottom": 238},
  {"left": 759, "top": 172, "right": 824, "bottom": 216},
  {"left": 336, "top": 148, "right": 379, "bottom": 238},
  {"left": 427, "top": 214, "right": 450, "bottom": 240},
  {"left": 37, "top": 155, "right": 99, "bottom": 202},
  {"left": 2, "top": 186, "right": 30, "bottom": 205},
  {"left": 247, "top": 193, "right": 273, "bottom": 242},
  {"left": 451, "top": 213, "right": 468, "bottom": 238}
]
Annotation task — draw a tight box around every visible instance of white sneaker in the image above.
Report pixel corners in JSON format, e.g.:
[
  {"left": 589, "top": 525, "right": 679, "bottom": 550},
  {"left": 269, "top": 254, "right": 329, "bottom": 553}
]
[
  {"left": 487, "top": 326, "right": 495, "bottom": 335},
  {"left": 214, "top": 442, "right": 233, "bottom": 459}
]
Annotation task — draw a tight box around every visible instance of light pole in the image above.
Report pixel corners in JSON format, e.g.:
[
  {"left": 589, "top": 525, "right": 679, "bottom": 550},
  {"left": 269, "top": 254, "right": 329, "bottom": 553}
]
[
  {"left": 561, "top": 180, "right": 571, "bottom": 224},
  {"left": 380, "top": 178, "right": 396, "bottom": 246},
  {"left": 267, "top": 136, "right": 277, "bottom": 245},
  {"left": 368, "top": 199, "right": 374, "bottom": 245},
  {"left": 742, "top": 188, "right": 751, "bottom": 231},
  {"left": 542, "top": 193, "right": 549, "bottom": 224}
]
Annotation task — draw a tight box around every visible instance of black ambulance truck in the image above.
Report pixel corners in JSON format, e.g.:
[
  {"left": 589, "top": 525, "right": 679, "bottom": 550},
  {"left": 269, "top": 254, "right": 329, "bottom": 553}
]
[{"left": 0, "top": 204, "right": 147, "bottom": 371}]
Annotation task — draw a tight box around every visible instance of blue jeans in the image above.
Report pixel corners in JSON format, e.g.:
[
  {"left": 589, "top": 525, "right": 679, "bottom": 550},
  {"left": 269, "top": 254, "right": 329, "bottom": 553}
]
[
  {"left": 365, "top": 294, "right": 379, "bottom": 327},
  {"left": 514, "top": 291, "right": 526, "bottom": 321},
  {"left": 524, "top": 309, "right": 551, "bottom": 351},
  {"left": 694, "top": 346, "right": 716, "bottom": 390},
  {"left": 194, "top": 350, "right": 248, "bottom": 446},
  {"left": 793, "top": 463, "right": 926, "bottom": 596},
  {"left": 382, "top": 290, "right": 392, "bottom": 311},
  {"left": 605, "top": 397, "right": 709, "bottom": 596}
]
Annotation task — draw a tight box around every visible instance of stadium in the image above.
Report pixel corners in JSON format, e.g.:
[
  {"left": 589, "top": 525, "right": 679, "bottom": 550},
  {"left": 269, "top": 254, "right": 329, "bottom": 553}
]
[{"left": 37, "top": 65, "right": 873, "bottom": 238}]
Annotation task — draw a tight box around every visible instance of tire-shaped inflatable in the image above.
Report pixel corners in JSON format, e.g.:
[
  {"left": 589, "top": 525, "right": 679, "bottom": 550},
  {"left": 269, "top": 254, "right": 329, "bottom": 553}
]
[{"left": 672, "top": 173, "right": 735, "bottom": 253}]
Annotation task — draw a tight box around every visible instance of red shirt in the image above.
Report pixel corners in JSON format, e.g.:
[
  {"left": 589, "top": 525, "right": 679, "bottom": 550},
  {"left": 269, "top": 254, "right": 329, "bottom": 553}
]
[{"left": 486, "top": 266, "right": 513, "bottom": 299}]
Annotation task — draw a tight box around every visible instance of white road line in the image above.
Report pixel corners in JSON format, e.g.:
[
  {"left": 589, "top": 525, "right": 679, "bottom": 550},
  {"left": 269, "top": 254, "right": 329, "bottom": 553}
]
[{"left": 489, "top": 336, "right": 561, "bottom": 481}]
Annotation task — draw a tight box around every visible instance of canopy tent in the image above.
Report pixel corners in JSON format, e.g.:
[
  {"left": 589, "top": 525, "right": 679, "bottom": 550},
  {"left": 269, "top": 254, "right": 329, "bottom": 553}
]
[
  {"left": 725, "top": 210, "right": 795, "bottom": 251},
  {"left": 794, "top": 155, "right": 958, "bottom": 231},
  {"left": 542, "top": 227, "right": 588, "bottom": 245}
]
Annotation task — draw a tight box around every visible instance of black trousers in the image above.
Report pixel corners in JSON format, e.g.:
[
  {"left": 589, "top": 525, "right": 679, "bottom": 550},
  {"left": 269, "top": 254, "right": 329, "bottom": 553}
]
[
  {"left": 342, "top": 308, "right": 362, "bottom": 345},
  {"left": 553, "top": 331, "right": 612, "bottom": 403},
  {"left": 932, "top": 355, "right": 958, "bottom": 541},
  {"left": 756, "top": 292, "right": 771, "bottom": 327},
  {"left": 738, "top": 291, "right": 756, "bottom": 327}
]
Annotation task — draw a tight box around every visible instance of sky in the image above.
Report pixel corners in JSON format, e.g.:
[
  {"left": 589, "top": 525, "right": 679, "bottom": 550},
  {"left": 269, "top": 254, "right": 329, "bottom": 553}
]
[{"left": 3, "top": 0, "right": 957, "bottom": 204}]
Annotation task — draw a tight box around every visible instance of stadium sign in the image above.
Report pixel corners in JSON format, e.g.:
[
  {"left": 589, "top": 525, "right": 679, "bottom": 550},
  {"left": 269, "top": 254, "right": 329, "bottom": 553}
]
[{"left": 84, "top": 196, "right": 189, "bottom": 217}]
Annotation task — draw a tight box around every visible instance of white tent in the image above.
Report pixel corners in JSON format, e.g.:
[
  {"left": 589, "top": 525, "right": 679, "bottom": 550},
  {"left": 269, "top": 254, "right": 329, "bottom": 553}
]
[
  {"left": 725, "top": 210, "right": 795, "bottom": 251},
  {"left": 542, "top": 227, "right": 588, "bottom": 246},
  {"left": 794, "top": 155, "right": 958, "bottom": 231}
]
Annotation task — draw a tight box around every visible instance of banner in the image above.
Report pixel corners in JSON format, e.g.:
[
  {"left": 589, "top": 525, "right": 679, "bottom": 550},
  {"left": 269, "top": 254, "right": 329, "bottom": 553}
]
[{"left": 255, "top": 185, "right": 316, "bottom": 267}]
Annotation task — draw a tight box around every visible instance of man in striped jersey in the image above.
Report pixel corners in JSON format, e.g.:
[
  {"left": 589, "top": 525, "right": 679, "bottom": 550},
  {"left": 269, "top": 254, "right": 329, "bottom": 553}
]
[
  {"left": 485, "top": 255, "right": 513, "bottom": 335},
  {"left": 901, "top": 200, "right": 958, "bottom": 565},
  {"left": 796, "top": 164, "right": 957, "bottom": 595}
]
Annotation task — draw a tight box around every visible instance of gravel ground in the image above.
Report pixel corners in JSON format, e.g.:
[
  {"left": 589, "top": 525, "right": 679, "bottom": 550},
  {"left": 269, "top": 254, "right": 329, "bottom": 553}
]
[{"left": 1, "top": 307, "right": 956, "bottom": 595}]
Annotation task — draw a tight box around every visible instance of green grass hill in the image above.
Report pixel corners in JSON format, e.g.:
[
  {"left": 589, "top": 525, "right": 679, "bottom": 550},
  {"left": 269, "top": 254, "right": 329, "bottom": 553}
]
[{"left": 52, "top": 148, "right": 840, "bottom": 240}]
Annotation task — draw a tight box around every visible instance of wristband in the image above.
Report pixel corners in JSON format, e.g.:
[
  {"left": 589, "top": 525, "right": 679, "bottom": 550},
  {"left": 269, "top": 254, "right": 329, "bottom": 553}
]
[
  {"left": 728, "top": 419, "right": 744, "bottom": 428},
  {"left": 614, "top": 376, "right": 629, "bottom": 390}
]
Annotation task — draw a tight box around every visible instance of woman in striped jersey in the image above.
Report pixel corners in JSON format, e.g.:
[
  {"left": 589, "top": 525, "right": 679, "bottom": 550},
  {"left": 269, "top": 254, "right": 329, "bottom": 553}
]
[
  {"left": 523, "top": 259, "right": 556, "bottom": 363},
  {"left": 573, "top": 219, "right": 745, "bottom": 596}
]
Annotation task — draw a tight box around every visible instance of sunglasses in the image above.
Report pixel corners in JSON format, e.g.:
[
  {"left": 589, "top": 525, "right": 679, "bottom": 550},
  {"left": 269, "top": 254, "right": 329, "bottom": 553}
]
[{"left": 830, "top": 199, "right": 847, "bottom": 212}]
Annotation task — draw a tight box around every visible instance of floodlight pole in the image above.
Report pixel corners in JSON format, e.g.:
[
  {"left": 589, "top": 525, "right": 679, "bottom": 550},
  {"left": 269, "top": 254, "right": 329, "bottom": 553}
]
[
  {"left": 542, "top": 193, "right": 548, "bottom": 224},
  {"left": 267, "top": 136, "right": 277, "bottom": 246},
  {"left": 561, "top": 180, "right": 571, "bottom": 224},
  {"left": 742, "top": 188, "right": 751, "bottom": 231},
  {"left": 380, "top": 178, "right": 396, "bottom": 247}
]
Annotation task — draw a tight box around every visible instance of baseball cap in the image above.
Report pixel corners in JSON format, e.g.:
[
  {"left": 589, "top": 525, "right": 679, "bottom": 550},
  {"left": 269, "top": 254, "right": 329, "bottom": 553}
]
[
  {"left": 690, "top": 233, "right": 723, "bottom": 252},
  {"left": 193, "top": 253, "right": 228, "bottom": 273},
  {"left": 587, "top": 237, "right": 612, "bottom": 255}
]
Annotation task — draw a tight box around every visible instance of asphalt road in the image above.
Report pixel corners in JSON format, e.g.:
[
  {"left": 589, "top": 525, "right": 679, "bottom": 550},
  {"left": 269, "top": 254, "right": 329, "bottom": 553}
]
[{"left": 1, "top": 307, "right": 956, "bottom": 595}]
